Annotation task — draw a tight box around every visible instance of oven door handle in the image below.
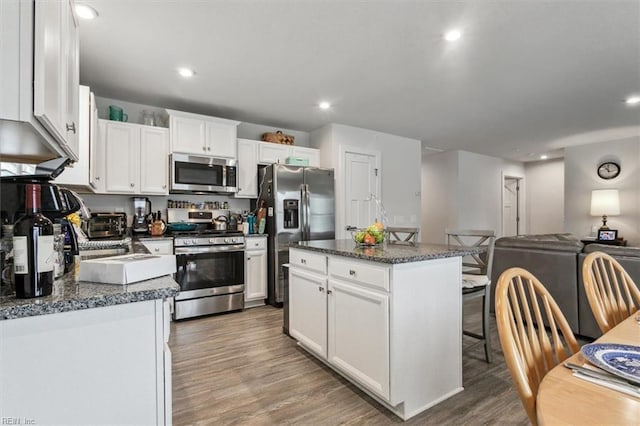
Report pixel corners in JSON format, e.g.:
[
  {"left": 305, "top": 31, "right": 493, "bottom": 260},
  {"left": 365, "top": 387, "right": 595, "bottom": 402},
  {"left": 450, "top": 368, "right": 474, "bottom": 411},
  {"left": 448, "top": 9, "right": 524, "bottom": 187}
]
[{"left": 174, "top": 245, "right": 245, "bottom": 254}]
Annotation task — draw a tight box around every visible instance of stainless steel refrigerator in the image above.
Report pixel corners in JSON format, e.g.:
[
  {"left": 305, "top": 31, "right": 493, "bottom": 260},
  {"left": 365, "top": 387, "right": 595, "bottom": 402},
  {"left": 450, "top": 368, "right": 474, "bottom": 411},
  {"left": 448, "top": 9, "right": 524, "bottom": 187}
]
[{"left": 258, "top": 164, "right": 335, "bottom": 307}]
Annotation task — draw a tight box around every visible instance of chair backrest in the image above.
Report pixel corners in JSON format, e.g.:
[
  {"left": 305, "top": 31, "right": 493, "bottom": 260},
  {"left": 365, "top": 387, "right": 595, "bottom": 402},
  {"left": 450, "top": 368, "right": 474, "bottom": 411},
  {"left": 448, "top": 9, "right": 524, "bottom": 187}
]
[
  {"left": 495, "top": 267, "right": 579, "bottom": 426},
  {"left": 445, "top": 229, "right": 496, "bottom": 277},
  {"left": 582, "top": 251, "right": 640, "bottom": 333}
]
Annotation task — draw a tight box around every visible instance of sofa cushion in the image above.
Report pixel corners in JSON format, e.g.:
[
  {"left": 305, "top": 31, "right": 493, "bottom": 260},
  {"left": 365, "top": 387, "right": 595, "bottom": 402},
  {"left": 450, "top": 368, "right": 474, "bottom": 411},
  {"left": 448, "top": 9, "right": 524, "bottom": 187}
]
[
  {"left": 495, "top": 233, "right": 583, "bottom": 253},
  {"left": 583, "top": 244, "right": 640, "bottom": 258}
]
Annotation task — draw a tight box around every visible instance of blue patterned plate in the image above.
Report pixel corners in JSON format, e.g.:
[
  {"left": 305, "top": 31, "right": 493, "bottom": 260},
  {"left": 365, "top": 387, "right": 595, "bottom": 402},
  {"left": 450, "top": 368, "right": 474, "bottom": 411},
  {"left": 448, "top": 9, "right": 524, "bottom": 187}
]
[{"left": 581, "top": 343, "right": 640, "bottom": 385}]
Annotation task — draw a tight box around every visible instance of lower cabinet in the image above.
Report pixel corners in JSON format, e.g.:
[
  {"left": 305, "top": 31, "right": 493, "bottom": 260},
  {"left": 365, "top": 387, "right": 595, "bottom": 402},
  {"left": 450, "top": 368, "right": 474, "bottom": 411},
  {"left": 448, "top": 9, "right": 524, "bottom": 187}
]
[
  {"left": 288, "top": 247, "right": 463, "bottom": 420},
  {"left": 0, "top": 299, "right": 172, "bottom": 425},
  {"left": 140, "top": 238, "right": 174, "bottom": 255},
  {"left": 244, "top": 236, "right": 268, "bottom": 307},
  {"left": 289, "top": 249, "right": 390, "bottom": 400}
]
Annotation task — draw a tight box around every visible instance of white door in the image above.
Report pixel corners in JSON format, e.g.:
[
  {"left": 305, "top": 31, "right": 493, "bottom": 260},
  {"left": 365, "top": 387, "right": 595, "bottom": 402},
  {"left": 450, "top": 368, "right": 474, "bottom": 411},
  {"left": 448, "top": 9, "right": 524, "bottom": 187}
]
[
  {"left": 139, "top": 127, "right": 169, "bottom": 194},
  {"left": 236, "top": 139, "right": 258, "bottom": 198},
  {"left": 289, "top": 267, "right": 327, "bottom": 358},
  {"left": 290, "top": 146, "right": 320, "bottom": 167},
  {"left": 503, "top": 177, "right": 521, "bottom": 236},
  {"left": 327, "top": 279, "right": 390, "bottom": 400},
  {"left": 63, "top": 0, "right": 79, "bottom": 158},
  {"left": 205, "top": 120, "right": 237, "bottom": 158},
  {"left": 258, "top": 143, "right": 290, "bottom": 164},
  {"left": 170, "top": 116, "right": 206, "bottom": 154},
  {"left": 104, "top": 122, "right": 139, "bottom": 193},
  {"left": 245, "top": 248, "right": 267, "bottom": 301},
  {"left": 344, "top": 150, "right": 381, "bottom": 237}
]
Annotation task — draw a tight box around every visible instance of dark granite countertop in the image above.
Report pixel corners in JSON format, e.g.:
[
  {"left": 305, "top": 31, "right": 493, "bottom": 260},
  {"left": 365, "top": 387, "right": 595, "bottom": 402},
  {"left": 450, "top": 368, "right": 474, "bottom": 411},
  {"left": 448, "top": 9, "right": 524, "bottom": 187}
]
[
  {"left": 294, "top": 239, "right": 484, "bottom": 264},
  {"left": 0, "top": 239, "right": 179, "bottom": 320}
]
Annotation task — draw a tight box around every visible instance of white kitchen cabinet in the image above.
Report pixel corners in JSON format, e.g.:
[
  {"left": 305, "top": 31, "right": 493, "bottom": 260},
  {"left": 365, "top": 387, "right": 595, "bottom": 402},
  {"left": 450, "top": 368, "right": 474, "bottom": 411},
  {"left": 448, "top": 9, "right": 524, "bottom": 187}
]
[
  {"left": 167, "top": 109, "right": 239, "bottom": 158},
  {"left": 328, "top": 278, "right": 390, "bottom": 400},
  {"left": 288, "top": 247, "right": 463, "bottom": 420},
  {"left": 140, "top": 239, "right": 174, "bottom": 255},
  {"left": 98, "top": 119, "right": 169, "bottom": 195},
  {"left": 244, "top": 236, "right": 268, "bottom": 307},
  {"left": 289, "top": 266, "right": 328, "bottom": 358},
  {"left": 0, "top": 0, "right": 79, "bottom": 161},
  {"left": 236, "top": 138, "right": 259, "bottom": 198},
  {"left": 258, "top": 143, "right": 290, "bottom": 164},
  {"left": 290, "top": 146, "right": 321, "bottom": 167},
  {"left": 54, "top": 86, "right": 97, "bottom": 190},
  {"left": 140, "top": 126, "right": 170, "bottom": 194},
  {"left": 0, "top": 300, "right": 172, "bottom": 425}
]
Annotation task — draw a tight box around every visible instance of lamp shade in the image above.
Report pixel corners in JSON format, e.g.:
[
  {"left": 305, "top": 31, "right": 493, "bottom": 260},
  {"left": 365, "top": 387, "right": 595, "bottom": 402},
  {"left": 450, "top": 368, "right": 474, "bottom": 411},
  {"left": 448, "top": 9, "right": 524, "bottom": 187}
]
[{"left": 590, "top": 189, "right": 620, "bottom": 216}]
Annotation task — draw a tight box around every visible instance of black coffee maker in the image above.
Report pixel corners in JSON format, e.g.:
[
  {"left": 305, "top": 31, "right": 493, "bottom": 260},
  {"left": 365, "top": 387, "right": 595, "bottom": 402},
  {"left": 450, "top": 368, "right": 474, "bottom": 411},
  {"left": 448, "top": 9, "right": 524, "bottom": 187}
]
[{"left": 1, "top": 158, "right": 80, "bottom": 271}]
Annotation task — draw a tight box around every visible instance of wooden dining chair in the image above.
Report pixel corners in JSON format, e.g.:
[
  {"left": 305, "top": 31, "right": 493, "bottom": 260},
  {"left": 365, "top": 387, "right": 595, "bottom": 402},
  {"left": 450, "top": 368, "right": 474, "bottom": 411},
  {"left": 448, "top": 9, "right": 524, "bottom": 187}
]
[
  {"left": 495, "top": 267, "right": 579, "bottom": 426},
  {"left": 582, "top": 251, "right": 640, "bottom": 333},
  {"left": 446, "top": 229, "right": 495, "bottom": 363}
]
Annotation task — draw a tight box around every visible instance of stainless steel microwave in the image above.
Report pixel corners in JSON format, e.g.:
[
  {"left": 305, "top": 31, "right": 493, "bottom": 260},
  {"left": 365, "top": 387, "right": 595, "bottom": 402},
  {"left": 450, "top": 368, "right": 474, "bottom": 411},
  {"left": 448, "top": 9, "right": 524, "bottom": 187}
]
[{"left": 170, "top": 153, "right": 237, "bottom": 194}]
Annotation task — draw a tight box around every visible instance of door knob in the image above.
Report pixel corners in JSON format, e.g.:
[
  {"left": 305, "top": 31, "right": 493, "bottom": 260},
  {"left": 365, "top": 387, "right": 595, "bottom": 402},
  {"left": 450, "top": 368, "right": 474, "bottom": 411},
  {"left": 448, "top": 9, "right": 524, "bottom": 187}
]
[{"left": 66, "top": 122, "right": 76, "bottom": 133}]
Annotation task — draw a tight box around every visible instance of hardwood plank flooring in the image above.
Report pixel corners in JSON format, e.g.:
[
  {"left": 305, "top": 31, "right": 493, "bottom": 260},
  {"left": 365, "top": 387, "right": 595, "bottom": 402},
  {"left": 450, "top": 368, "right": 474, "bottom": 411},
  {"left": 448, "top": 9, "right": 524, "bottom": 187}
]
[{"left": 170, "top": 299, "right": 529, "bottom": 425}]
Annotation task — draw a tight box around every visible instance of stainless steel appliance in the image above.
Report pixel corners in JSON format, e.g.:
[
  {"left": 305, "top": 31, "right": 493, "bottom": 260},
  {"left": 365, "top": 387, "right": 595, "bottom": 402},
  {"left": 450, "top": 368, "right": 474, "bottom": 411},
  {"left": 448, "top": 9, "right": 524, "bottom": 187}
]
[
  {"left": 170, "top": 153, "right": 237, "bottom": 194},
  {"left": 132, "top": 197, "right": 151, "bottom": 234},
  {"left": 258, "top": 164, "right": 335, "bottom": 306},
  {"left": 83, "top": 212, "right": 127, "bottom": 239},
  {"left": 168, "top": 208, "right": 245, "bottom": 319}
]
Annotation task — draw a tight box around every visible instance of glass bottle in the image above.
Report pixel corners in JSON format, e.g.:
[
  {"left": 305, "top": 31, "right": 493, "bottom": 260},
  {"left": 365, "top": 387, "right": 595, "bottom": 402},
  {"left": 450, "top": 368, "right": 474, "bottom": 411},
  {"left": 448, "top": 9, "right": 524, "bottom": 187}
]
[{"left": 13, "top": 184, "right": 54, "bottom": 298}]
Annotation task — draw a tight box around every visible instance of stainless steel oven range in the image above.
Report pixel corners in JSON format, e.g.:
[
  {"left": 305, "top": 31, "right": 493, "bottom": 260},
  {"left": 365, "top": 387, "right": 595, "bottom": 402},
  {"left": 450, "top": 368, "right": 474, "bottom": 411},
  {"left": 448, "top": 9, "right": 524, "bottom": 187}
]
[{"left": 168, "top": 209, "right": 245, "bottom": 320}]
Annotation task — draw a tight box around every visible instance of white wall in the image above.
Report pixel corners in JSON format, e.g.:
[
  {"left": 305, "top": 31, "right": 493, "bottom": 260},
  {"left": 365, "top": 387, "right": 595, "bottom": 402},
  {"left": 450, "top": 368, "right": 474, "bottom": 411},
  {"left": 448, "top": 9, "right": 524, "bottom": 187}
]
[
  {"left": 421, "top": 150, "right": 525, "bottom": 243},
  {"left": 564, "top": 137, "right": 640, "bottom": 245},
  {"left": 310, "top": 123, "right": 422, "bottom": 239},
  {"left": 525, "top": 159, "right": 564, "bottom": 234}
]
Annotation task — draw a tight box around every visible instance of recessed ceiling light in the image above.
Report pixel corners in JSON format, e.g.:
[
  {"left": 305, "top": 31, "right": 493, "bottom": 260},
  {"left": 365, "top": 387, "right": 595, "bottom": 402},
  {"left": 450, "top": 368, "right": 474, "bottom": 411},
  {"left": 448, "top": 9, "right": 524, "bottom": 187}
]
[
  {"left": 319, "top": 101, "right": 331, "bottom": 110},
  {"left": 444, "top": 29, "right": 462, "bottom": 42},
  {"left": 75, "top": 4, "right": 99, "bottom": 20},
  {"left": 178, "top": 68, "right": 195, "bottom": 78},
  {"left": 540, "top": 154, "right": 548, "bottom": 160},
  {"left": 625, "top": 95, "right": 640, "bottom": 106}
]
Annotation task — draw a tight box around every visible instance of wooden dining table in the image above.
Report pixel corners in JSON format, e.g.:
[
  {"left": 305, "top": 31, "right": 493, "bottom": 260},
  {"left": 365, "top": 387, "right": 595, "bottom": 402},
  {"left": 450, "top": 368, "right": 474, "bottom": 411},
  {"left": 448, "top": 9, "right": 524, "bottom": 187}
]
[{"left": 537, "top": 314, "right": 640, "bottom": 425}]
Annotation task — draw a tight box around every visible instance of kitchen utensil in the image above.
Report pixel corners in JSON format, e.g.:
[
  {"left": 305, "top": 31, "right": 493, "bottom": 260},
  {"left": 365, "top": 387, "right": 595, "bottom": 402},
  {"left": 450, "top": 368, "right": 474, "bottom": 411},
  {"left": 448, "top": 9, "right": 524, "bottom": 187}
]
[
  {"left": 132, "top": 197, "right": 152, "bottom": 234},
  {"left": 149, "top": 211, "right": 167, "bottom": 236},
  {"left": 167, "top": 222, "right": 197, "bottom": 232},
  {"left": 213, "top": 215, "right": 228, "bottom": 231}
]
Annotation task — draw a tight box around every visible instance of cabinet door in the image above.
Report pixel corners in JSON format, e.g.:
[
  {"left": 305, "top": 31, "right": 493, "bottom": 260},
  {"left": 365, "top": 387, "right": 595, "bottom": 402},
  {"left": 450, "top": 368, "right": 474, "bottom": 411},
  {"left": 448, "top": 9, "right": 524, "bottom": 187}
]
[
  {"left": 236, "top": 139, "right": 258, "bottom": 198},
  {"left": 33, "top": 0, "right": 65, "bottom": 143},
  {"left": 62, "top": 0, "right": 79, "bottom": 158},
  {"left": 205, "top": 120, "right": 237, "bottom": 158},
  {"left": 328, "top": 279, "right": 390, "bottom": 400},
  {"left": 291, "top": 147, "right": 320, "bottom": 167},
  {"left": 245, "top": 248, "right": 267, "bottom": 301},
  {"left": 141, "top": 239, "right": 173, "bottom": 255},
  {"left": 258, "top": 142, "right": 290, "bottom": 164},
  {"left": 289, "top": 267, "right": 328, "bottom": 358},
  {"left": 104, "top": 122, "right": 139, "bottom": 193},
  {"left": 140, "top": 127, "right": 169, "bottom": 194},
  {"left": 170, "top": 116, "right": 206, "bottom": 154},
  {"left": 92, "top": 119, "right": 107, "bottom": 193}
]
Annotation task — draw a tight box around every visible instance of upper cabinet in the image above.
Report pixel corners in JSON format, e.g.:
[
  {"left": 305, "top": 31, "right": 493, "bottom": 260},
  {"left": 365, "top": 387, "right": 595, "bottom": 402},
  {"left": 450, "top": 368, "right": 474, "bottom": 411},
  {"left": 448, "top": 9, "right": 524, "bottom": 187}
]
[
  {"left": 0, "top": 0, "right": 80, "bottom": 162},
  {"left": 167, "top": 109, "right": 239, "bottom": 159},
  {"left": 95, "top": 120, "right": 169, "bottom": 195}
]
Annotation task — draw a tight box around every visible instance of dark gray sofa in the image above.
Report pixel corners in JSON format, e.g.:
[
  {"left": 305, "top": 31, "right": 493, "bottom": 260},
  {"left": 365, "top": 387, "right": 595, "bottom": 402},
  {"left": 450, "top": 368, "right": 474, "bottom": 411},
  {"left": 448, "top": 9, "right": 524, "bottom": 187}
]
[
  {"left": 490, "top": 234, "right": 584, "bottom": 335},
  {"left": 577, "top": 244, "right": 640, "bottom": 338}
]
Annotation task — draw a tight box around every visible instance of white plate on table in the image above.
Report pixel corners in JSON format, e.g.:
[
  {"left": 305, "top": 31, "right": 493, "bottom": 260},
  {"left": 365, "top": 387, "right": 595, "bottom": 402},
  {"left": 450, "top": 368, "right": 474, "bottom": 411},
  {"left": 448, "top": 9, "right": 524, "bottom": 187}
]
[{"left": 581, "top": 343, "right": 640, "bottom": 385}]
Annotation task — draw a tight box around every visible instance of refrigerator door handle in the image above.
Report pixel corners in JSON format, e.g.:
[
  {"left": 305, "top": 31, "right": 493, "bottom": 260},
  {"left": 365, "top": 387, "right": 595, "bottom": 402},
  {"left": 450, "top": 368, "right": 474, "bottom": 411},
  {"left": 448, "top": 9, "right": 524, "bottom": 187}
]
[{"left": 302, "top": 184, "right": 311, "bottom": 240}]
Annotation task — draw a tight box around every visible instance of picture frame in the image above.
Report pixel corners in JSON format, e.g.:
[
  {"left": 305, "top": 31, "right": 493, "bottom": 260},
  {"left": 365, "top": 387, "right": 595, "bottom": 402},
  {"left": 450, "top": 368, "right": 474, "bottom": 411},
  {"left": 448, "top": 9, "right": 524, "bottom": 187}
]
[{"left": 597, "top": 229, "right": 618, "bottom": 241}]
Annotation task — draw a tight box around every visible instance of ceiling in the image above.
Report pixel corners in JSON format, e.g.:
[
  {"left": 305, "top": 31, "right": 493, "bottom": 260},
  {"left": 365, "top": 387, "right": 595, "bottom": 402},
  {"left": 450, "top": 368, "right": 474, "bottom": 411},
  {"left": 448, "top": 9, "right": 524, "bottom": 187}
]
[{"left": 77, "top": 0, "right": 640, "bottom": 162}]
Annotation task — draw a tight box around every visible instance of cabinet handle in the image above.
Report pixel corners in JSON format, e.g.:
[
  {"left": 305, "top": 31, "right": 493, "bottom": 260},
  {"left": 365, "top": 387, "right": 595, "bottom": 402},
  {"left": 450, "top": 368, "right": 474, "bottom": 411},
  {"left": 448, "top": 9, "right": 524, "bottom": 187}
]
[
  {"left": 301, "top": 259, "right": 306, "bottom": 264},
  {"left": 327, "top": 289, "right": 333, "bottom": 295},
  {"left": 318, "top": 286, "right": 324, "bottom": 292},
  {"left": 95, "top": 176, "right": 100, "bottom": 181},
  {"left": 207, "top": 147, "right": 211, "bottom": 151},
  {"left": 154, "top": 248, "right": 159, "bottom": 252},
  {"left": 66, "top": 122, "right": 76, "bottom": 133},
  {"left": 247, "top": 257, "right": 251, "bottom": 261},
  {"left": 130, "top": 183, "right": 135, "bottom": 188},
  {"left": 162, "top": 185, "right": 167, "bottom": 189},
  {"left": 349, "top": 269, "right": 356, "bottom": 276},
  {"left": 203, "top": 146, "right": 207, "bottom": 151}
]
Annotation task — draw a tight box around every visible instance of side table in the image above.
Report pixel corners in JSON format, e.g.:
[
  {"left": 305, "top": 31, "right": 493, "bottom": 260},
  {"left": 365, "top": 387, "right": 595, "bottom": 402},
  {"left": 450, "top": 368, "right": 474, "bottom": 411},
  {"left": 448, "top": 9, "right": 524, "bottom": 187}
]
[{"left": 581, "top": 238, "right": 627, "bottom": 247}]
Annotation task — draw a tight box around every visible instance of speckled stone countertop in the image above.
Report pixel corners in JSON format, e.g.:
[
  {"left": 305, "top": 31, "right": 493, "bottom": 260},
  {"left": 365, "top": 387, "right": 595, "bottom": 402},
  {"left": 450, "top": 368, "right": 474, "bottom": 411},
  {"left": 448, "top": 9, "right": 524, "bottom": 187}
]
[
  {"left": 294, "top": 239, "right": 483, "bottom": 264},
  {"left": 0, "top": 240, "right": 179, "bottom": 320},
  {"left": 245, "top": 234, "right": 268, "bottom": 238}
]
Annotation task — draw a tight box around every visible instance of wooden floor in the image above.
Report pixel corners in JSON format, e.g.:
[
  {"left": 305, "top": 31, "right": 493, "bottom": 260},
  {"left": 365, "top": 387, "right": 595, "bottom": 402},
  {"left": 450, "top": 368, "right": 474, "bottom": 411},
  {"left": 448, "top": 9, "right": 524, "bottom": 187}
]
[{"left": 170, "top": 299, "right": 529, "bottom": 425}]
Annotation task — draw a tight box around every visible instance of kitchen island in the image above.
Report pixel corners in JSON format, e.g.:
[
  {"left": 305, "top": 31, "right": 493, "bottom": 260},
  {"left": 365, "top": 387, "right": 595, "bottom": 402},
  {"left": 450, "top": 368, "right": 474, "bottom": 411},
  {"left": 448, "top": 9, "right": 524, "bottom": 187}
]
[
  {"left": 288, "top": 239, "right": 481, "bottom": 420},
  {"left": 0, "top": 241, "right": 178, "bottom": 426}
]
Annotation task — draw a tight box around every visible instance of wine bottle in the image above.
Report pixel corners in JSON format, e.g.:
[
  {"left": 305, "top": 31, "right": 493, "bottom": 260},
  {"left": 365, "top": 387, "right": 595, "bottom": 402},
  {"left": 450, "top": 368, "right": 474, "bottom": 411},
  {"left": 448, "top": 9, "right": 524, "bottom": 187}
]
[{"left": 13, "top": 183, "right": 54, "bottom": 298}]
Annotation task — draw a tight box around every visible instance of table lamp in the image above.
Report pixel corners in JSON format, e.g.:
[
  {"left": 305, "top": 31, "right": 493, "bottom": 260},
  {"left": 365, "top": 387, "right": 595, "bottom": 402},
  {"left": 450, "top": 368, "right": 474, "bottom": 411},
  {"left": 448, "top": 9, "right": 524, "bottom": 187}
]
[{"left": 590, "top": 189, "right": 620, "bottom": 230}]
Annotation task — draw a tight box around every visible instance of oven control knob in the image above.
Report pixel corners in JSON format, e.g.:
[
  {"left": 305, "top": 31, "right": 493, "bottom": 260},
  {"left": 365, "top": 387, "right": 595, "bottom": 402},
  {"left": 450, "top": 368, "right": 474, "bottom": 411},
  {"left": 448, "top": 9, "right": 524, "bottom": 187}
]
[
  {"left": 209, "top": 238, "right": 216, "bottom": 243},
  {"left": 224, "top": 238, "right": 230, "bottom": 243}
]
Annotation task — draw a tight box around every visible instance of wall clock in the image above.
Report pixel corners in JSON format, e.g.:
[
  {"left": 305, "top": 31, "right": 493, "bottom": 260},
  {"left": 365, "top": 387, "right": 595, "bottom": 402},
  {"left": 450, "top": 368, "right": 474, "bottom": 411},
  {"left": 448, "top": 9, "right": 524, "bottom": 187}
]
[{"left": 597, "top": 161, "right": 621, "bottom": 180}]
